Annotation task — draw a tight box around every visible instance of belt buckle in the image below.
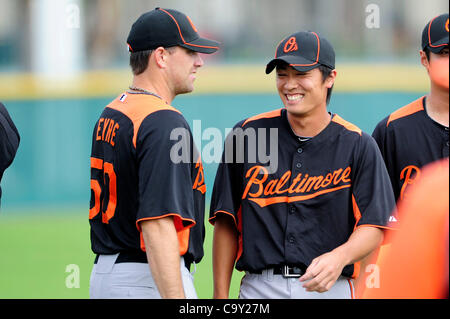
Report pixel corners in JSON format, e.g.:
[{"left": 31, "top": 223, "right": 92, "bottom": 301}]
[{"left": 282, "top": 265, "right": 302, "bottom": 278}]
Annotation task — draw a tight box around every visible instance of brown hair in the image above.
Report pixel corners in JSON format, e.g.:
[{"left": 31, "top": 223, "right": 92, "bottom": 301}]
[{"left": 129, "top": 47, "right": 177, "bottom": 75}]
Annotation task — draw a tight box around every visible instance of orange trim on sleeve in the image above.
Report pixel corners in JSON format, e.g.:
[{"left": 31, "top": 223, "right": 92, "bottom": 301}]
[
  {"left": 350, "top": 197, "right": 368, "bottom": 280},
  {"left": 355, "top": 224, "right": 398, "bottom": 231},
  {"left": 136, "top": 213, "right": 196, "bottom": 232},
  {"left": 175, "top": 220, "right": 191, "bottom": 256},
  {"left": 136, "top": 213, "right": 196, "bottom": 256},
  {"left": 386, "top": 96, "right": 425, "bottom": 127},
  {"left": 352, "top": 194, "right": 398, "bottom": 230},
  {"left": 351, "top": 194, "right": 362, "bottom": 229},
  {"left": 242, "top": 109, "right": 282, "bottom": 127},
  {"left": 209, "top": 210, "right": 238, "bottom": 227},
  {"left": 106, "top": 93, "right": 180, "bottom": 148},
  {"left": 332, "top": 114, "right": 362, "bottom": 136},
  {"left": 351, "top": 194, "right": 398, "bottom": 279},
  {"left": 139, "top": 226, "right": 190, "bottom": 255},
  {"left": 209, "top": 207, "right": 243, "bottom": 263},
  {"left": 351, "top": 194, "right": 362, "bottom": 279}
]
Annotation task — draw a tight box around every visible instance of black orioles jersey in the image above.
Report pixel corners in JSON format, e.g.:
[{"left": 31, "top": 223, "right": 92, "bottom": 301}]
[
  {"left": 89, "top": 92, "right": 206, "bottom": 266},
  {"left": 372, "top": 96, "right": 449, "bottom": 203},
  {"left": 209, "top": 108, "right": 396, "bottom": 278}
]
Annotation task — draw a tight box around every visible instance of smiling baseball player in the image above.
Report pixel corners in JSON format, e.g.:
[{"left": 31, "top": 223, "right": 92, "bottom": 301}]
[{"left": 209, "top": 31, "right": 396, "bottom": 299}]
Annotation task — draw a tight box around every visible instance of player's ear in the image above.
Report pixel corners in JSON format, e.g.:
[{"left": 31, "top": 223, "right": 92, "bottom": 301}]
[
  {"left": 420, "top": 50, "right": 430, "bottom": 71},
  {"left": 325, "top": 69, "right": 337, "bottom": 89},
  {"left": 153, "top": 46, "right": 169, "bottom": 69}
]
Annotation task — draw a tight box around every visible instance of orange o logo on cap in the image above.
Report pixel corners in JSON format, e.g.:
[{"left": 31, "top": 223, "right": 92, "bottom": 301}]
[
  {"left": 283, "top": 37, "right": 298, "bottom": 53},
  {"left": 445, "top": 18, "right": 449, "bottom": 32}
]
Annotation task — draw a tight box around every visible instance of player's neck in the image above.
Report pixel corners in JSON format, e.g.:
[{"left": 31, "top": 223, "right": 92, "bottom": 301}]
[
  {"left": 426, "top": 85, "right": 449, "bottom": 127},
  {"left": 286, "top": 108, "right": 331, "bottom": 138},
  {"left": 131, "top": 73, "right": 174, "bottom": 104}
]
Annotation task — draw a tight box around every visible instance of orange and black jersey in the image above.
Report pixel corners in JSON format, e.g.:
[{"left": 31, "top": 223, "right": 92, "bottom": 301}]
[
  {"left": 89, "top": 92, "right": 206, "bottom": 266},
  {"left": 372, "top": 96, "right": 449, "bottom": 203},
  {"left": 209, "top": 108, "right": 396, "bottom": 278}
]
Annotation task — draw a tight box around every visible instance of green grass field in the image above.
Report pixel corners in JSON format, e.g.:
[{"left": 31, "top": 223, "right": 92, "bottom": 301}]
[{"left": 0, "top": 208, "right": 244, "bottom": 299}]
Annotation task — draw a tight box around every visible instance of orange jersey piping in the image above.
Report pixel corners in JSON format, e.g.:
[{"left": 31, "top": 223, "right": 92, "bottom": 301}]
[
  {"left": 332, "top": 114, "right": 362, "bottom": 136},
  {"left": 209, "top": 209, "right": 238, "bottom": 227},
  {"left": 386, "top": 96, "right": 425, "bottom": 127},
  {"left": 241, "top": 109, "right": 282, "bottom": 127},
  {"left": 106, "top": 92, "right": 180, "bottom": 148},
  {"left": 136, "top": 213, "right": 196, "bottom": 256}
]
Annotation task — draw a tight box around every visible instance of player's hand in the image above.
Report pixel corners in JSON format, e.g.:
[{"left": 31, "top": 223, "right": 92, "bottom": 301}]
[{"left": 298, "top": 250, "right": 347, "bottom": 293}]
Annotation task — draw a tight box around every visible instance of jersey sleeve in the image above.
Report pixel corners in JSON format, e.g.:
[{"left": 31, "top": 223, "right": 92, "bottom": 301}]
[
  {"left": 0, "top": 102, "right": 20, "bottom": 180},
  {"left": 352, "top": 132, "right": 397, "bottom": 229},
  {"left": 209, "top": 122, "right": 245, "bottom": 228},
  {"left": 135, "top": 110, "right": 196, "bottom": 232},
  {"left": 372, "top": 116, "right": 401, "bottom": 201}
]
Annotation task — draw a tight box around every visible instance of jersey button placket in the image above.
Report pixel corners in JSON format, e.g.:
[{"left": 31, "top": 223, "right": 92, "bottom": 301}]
[
  {"left": 288, "top": 234, "right": 295, "bottom": 244},
  {"left": 294, "top": 147, "right": 303, "bottom": 171},
  {"left": 286, "top": 147, "right": 302, "bottom": 254},
  {"left": 289, "top": 206, "right": 296, "bottom": 215}
]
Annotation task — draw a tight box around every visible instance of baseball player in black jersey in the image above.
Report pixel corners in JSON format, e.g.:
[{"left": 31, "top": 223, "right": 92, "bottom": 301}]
[
  {"left": 0, "top": 102, "right": 20, "bottom": 206},
  {"left": 372, "top": 13, "right": 449, "bottom": 203},
  {"left": 89, "top": 8, "right": 219, "bottom": 299},
  {"left": 209, "top": 31, "right": 396, "bottom": 299}
]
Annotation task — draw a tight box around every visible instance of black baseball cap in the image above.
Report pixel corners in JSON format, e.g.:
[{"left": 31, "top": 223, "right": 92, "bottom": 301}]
[
  {"left": 421, "top": 13, "right": 449, "bottom": 53},
  {"left": 127, "top": 7, "right": 220, "bottom": 54},
  {"left": 266, "top": 31, "right": 335, "bottom": 74}
]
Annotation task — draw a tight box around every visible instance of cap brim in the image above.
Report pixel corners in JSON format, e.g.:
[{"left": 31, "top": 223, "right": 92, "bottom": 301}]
[
  {"left": 265, "top": 55, "right": 321, "bottom": 74},
  {"left": 180, "top": 36, "right": 220, "bottom": 54},
  {"left": 427, "top": 37, "right": 449, "bottom": 53}
]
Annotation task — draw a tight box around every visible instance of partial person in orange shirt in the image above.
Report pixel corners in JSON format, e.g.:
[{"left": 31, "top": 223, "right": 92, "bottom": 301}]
[{"left": 361, "top": 158, "right": 449, "bottom": 299}]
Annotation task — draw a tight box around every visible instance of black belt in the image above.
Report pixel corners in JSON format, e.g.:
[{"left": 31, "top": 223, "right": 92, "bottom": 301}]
[
  {"left": 94, "top": 251, "right": 192, "bottom": 270},
  {"left": 249, "top": 265, "right": 306, "bottom": 278},
  {"left": 94, "top": 251, "right": 147, "bottom": 264}
]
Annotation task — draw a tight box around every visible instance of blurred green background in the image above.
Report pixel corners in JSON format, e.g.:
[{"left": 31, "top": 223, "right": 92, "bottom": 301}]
[{"left": 0, "top": 0, "right": 446, "bottom": 299}]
